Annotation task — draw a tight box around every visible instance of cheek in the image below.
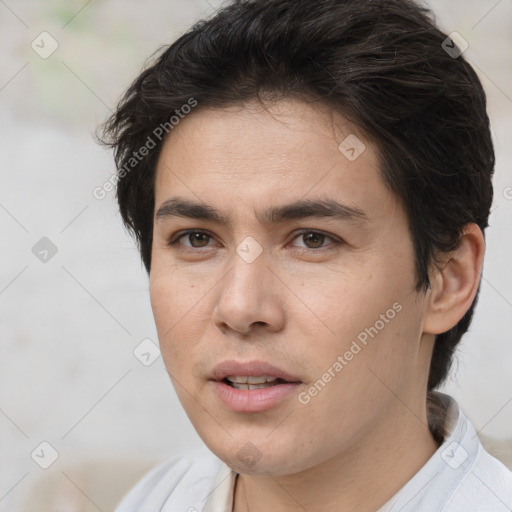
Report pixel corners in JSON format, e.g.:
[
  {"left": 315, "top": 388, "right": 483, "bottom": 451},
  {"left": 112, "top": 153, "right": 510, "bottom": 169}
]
[
  {"left": 291, "top": 258, "right": 418, "bottom": 370},
  {"left": 149, "top": 270, "right": 176, "bottom": 330},
  {"left": 149, "top": 270, "right": 200, "bottom": 365},
  {"left": 149, "top": 254, "right": 204, "bottom": 325},
  {"left": 286, "top": 263, "right": 390, "bottom": 337}
]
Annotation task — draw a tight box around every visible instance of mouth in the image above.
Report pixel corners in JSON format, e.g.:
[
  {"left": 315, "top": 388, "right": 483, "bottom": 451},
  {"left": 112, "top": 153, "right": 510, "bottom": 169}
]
[
  {"left": 222, "top": 376, "right": 293, "bottom": 390},
  {"left": 211, "top": 359, "right": 302, "bottom": 386},
  {"left": 210, "top": 360, "right": 303, "bottom": 413}
]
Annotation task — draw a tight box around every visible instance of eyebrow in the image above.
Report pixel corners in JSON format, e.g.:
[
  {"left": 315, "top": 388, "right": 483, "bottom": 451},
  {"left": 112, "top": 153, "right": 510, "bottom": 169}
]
[{"left": 155, "top": 197, "right": 368, "bottom": 227}]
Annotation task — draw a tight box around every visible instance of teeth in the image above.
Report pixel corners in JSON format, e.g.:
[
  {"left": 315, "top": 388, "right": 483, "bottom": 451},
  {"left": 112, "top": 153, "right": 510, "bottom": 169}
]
[
  {"left": 231, "top": 382, "right": 278, "bottom": 390},
  {"left": 226, "top": 376, "right": 279, "bottom": 385}
]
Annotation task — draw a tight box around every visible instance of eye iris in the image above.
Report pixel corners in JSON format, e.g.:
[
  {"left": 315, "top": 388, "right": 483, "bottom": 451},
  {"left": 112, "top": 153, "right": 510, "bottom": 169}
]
[
  {"left": 190, "top": 232, "right": 210, "bottom": 247},
  {"left": 304, "top": 232, "right": 324, "bottom": 248},
  {"left": 184, "top": 232, "right": 327, "bottom": 248}
]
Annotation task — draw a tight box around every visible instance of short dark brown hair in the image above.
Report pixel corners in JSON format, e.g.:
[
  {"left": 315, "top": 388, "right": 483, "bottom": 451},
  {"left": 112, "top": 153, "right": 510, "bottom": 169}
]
[{"left": 99, "top": 0, "right": 494, "bottom": 390}]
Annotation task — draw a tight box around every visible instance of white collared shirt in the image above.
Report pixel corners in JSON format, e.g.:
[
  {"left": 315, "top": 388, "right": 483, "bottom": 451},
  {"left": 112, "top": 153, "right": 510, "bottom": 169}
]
[{"left": 114, "top": 393, "right": 512, "bottom": 511}]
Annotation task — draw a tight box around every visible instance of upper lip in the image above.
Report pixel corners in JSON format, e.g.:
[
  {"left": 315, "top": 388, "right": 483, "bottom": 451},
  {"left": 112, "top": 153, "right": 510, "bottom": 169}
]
[{"left": 211, "top": 360, "right": 302, "bottom": 383}]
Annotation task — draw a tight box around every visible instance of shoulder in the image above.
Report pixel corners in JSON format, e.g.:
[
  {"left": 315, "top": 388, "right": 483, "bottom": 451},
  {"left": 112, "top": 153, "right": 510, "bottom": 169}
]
[
  {"left": 443, "top": 443, "right": 512, "bottom": 511},
  {"left": 114, "top": 446, "right": 223, "bottom": 512}
]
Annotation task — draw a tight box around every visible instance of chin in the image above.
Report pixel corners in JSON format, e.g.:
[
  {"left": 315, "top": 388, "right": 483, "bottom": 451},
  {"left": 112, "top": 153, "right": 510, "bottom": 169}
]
[{"left": 204, "top": 434, "right": 315, "bottom": 476}]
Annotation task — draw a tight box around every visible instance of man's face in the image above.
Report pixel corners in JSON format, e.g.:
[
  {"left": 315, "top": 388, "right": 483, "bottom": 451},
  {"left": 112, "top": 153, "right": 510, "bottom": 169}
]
[{"left": 150, "top": 99, "right": 434, "bottom": 475}]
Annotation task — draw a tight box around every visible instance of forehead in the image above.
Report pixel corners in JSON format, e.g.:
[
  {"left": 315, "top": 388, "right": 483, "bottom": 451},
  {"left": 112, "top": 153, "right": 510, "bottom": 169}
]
[{"left": 153, "top": 98, "right": 394, "bottom": 220}]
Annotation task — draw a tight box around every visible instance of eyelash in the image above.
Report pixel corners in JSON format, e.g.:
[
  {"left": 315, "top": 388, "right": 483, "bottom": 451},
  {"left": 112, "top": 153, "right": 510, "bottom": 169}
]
[{"left": 167, "top": 229, "right": 342, "bottom": 251}]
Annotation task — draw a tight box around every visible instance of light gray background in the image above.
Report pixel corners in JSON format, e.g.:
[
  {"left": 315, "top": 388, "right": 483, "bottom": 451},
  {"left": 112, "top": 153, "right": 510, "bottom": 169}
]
[{"left": 1, "top": 1, "right": 511, "bottom": 510}]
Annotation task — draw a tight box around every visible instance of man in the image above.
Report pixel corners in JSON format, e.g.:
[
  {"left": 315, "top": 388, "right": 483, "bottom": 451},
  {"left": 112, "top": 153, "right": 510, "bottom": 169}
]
[{"left": 100, "top": 0, "right": 512, "bottom": 510}]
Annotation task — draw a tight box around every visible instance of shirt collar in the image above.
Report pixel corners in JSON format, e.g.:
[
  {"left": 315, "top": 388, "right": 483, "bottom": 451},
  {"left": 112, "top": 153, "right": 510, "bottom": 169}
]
[
  {"left": 203, "top": 391, "right": 480, "bottom": 512},
  {"left": 202, "top": 459, "right": 237, "bottom": 512},
  {"left": 378, "top": 391, "right": 481, "bottom": 511}
]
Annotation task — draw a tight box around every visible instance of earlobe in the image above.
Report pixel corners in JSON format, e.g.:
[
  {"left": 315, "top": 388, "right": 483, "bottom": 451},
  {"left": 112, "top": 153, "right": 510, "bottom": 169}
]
[{"left": 423, "top": 223, "right": 485, "bottom": 335}]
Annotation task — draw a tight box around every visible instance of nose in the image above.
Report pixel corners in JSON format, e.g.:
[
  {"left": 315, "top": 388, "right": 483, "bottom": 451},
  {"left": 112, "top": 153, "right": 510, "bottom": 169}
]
[{"left": 212, "top": 250, "right": 286, "bottom": 337}]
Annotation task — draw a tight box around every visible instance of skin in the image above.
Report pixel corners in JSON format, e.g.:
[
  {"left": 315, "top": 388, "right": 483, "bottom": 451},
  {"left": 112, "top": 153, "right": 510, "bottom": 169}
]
[{"left": 149, "top": 98, "right": 485, "bottom": 512}]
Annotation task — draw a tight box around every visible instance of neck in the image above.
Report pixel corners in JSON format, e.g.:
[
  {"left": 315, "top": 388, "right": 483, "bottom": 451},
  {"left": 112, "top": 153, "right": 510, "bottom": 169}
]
[{"left": 233, "top": 398, "right": 440, "bottom": 512}]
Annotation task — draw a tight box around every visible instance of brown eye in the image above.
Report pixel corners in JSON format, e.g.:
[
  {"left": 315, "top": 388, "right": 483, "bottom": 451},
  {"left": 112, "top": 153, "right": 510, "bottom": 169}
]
[
  {"left": 186, "top": 232, "right": 211, "bottom": 247},
  {"left": 291, "top": 231, "right": 336, "bottom": 249},
  {"left": 169, "top": 231, "right": 214, "bottom": 248},
  {"left": 302, "top": 232, "right": 325, "bottom": 248}
]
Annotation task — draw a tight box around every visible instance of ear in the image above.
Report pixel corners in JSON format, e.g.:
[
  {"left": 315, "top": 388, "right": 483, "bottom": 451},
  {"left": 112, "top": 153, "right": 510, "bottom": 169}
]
[{"left": 423, "top": 223, "right": 486, "bottom": 335}]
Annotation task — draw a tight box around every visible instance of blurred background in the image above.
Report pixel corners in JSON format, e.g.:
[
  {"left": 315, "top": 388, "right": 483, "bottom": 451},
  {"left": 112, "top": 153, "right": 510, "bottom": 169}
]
[{"left": 0, "top": 0, "right": 511, "bottom": 510}]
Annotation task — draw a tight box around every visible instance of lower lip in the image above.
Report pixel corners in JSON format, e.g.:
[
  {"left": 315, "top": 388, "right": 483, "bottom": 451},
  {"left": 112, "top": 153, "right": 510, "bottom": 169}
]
[{"left": 211, "top": 380, "right": 301, "bottom": 413}]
